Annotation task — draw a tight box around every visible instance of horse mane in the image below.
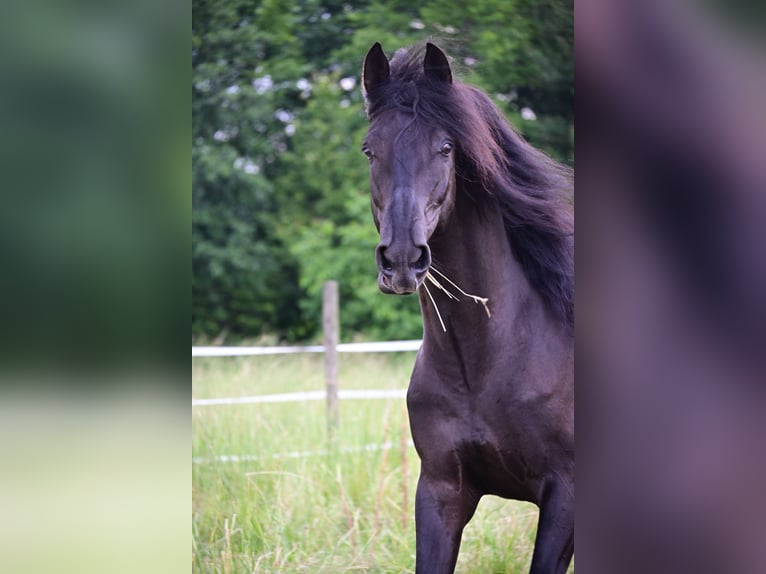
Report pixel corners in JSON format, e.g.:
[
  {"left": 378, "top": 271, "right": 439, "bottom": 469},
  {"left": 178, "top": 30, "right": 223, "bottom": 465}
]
[{"left": 365, "top": 45, "right": 574, "bottom": 329}]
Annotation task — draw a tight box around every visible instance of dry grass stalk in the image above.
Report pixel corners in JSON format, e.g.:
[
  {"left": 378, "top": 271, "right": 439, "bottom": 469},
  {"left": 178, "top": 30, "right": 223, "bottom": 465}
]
[
  {"left": 335, "top": 465, "right": 356, "bottom": 547},
  {"left": 373, "top": 400, "right": 395, "bottom": 536},
  {"left": 427, "top": 266, "right": 492, "bottom": 318}
]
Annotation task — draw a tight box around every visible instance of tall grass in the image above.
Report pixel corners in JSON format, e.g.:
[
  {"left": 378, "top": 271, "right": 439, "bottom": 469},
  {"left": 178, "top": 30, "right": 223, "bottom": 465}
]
[{"left": 192, "top": 353, "right": 566, "bottom": 573}]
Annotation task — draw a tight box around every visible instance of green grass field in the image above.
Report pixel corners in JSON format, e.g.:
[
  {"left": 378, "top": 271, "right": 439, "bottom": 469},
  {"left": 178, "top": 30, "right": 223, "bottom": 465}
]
[{"left": 193, "top": 352, "right": 565, "bottom": 573}]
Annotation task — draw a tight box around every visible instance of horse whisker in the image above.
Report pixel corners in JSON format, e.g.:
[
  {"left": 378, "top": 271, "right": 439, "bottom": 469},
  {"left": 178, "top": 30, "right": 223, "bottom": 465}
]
[
  {"left": 420, "top": 281, "right": 447, "bottom": 332},
  {"left": 427, "top": 267, "right": 492, "bottom": 318}
]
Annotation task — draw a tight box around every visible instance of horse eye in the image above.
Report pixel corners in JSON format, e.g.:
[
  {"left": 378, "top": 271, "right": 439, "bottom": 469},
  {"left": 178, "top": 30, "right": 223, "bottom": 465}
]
[
  {"left": 362, "top": 146, "right": 374, "bottom": 161},
  {"left": 440, "top": 142, "right": 454, "bottom": 156}
]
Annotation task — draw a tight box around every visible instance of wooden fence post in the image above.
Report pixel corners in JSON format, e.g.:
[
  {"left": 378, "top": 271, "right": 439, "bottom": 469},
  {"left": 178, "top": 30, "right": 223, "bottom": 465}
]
[{"left": 323, "top": 281, "right": 340, "bottom": 434}]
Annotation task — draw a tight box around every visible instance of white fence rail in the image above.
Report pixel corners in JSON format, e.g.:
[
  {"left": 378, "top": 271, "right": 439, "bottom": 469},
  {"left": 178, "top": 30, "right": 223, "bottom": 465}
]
[
  {"left": 192, "top": 339, "right": 416, "bottom": 408},
  {"left": 192, "top": 339, "right": 422, "bottom": 357},
  {"left": 193, "top": 388, "right": 406, "bottom": 407}
]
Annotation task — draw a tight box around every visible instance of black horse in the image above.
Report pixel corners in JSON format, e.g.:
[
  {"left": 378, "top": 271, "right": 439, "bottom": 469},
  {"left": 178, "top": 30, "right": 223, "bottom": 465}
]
[{"left": 361, "top": 43, "right": 574, "bottom": 573}]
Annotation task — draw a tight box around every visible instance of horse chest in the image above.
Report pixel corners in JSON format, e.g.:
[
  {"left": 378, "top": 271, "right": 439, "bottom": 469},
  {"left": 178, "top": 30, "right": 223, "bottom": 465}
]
[{"left": 407, "top": 372, "right": 547, "bottom": 500}]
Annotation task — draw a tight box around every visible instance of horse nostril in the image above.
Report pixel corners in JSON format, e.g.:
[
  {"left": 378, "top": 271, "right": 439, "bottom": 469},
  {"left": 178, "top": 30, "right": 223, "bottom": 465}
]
[
  {"left": 413, "top": 246, "right": 431, "bottom": 272},
  {"left": 375, "top": 245, "right": 394, "bottom": 275}
]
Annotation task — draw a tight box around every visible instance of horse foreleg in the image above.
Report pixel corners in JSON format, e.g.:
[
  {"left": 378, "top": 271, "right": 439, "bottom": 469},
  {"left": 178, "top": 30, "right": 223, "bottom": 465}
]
[
  {"left": 529, "top": 477, "right": 574, "bottom": 574},
  {"left": 414, "top": 471, "right": 480, "bottom": 574}
]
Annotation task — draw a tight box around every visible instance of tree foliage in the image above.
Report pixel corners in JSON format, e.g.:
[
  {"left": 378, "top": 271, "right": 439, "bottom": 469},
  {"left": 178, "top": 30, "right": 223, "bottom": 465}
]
[{"left": 192, "top": 0, "right": 573, "bottom": 342}]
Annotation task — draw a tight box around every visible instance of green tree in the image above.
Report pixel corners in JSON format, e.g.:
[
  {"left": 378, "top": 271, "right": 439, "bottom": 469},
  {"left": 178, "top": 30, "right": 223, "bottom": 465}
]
[
  {"left": 192, "top": 0, "right": 573, "bottom": 342},
  {"left": 421, "top": 0, "right": 573, "bottom": 161},
  {"left": 193, "top": 0, "right": 305, "bottom": 340}
]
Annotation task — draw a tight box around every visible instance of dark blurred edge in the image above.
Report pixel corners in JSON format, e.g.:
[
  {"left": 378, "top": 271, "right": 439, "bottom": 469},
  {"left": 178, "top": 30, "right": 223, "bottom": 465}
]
[
  {"left": 575, "top": 1, "right": 766, "bottom": 573},
  {"left": 0, "top": 0, "right": 188, "bottom": 573}
]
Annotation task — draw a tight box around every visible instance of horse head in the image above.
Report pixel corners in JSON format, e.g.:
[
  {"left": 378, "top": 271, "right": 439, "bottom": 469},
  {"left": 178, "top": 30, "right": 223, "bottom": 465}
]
[{"left": 362, "top": 42, "right": 457, "bottom": 295}]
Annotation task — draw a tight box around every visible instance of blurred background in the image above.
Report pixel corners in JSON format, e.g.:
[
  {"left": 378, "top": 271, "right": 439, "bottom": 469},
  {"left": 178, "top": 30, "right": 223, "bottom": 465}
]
[
  {"left": 192, "top": 0, "right": 573, "bottom": 345},
  {"left": 0, "top": 0, "right": 188, "bottom": 379},
  {"left": 0, "top": 0, "right": 187, "bottom": 573},
  {"left": 577, "top": 1, "right": 766, "bottom": 573}
]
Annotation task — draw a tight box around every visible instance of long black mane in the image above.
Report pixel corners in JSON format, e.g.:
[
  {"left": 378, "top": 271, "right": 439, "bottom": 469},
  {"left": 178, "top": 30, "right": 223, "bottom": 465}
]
[{"left": 365, "top": 45, "right": 574, "bottom": 330}]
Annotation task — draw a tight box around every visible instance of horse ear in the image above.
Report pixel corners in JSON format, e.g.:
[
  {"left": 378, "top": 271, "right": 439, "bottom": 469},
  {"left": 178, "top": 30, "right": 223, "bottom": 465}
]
[
  {"left": 363, "top": 42, "right": 390, "bottom": 95},
  {"left": 423, "top": 42, "right": 452, "bottom": 84}
]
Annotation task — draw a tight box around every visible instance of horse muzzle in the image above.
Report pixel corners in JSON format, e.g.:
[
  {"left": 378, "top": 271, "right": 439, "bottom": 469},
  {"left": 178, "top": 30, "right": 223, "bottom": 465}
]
[{"left": 375, "top": 242, "right": 431, "bottom": 295}]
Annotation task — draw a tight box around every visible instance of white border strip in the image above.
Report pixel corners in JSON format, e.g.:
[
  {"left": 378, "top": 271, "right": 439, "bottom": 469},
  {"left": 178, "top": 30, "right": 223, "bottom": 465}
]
[
  {"left": 192, "top": 340, "right": 422, "bottom": 357},
  {"left": 192, "top": 388, "right": 407, "bottom": 406}
]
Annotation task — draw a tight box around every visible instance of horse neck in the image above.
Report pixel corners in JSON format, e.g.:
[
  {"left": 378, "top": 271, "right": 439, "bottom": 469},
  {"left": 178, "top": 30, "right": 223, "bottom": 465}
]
[{"left": 419, "top": 182, "right": 544, "bottom": 350}]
